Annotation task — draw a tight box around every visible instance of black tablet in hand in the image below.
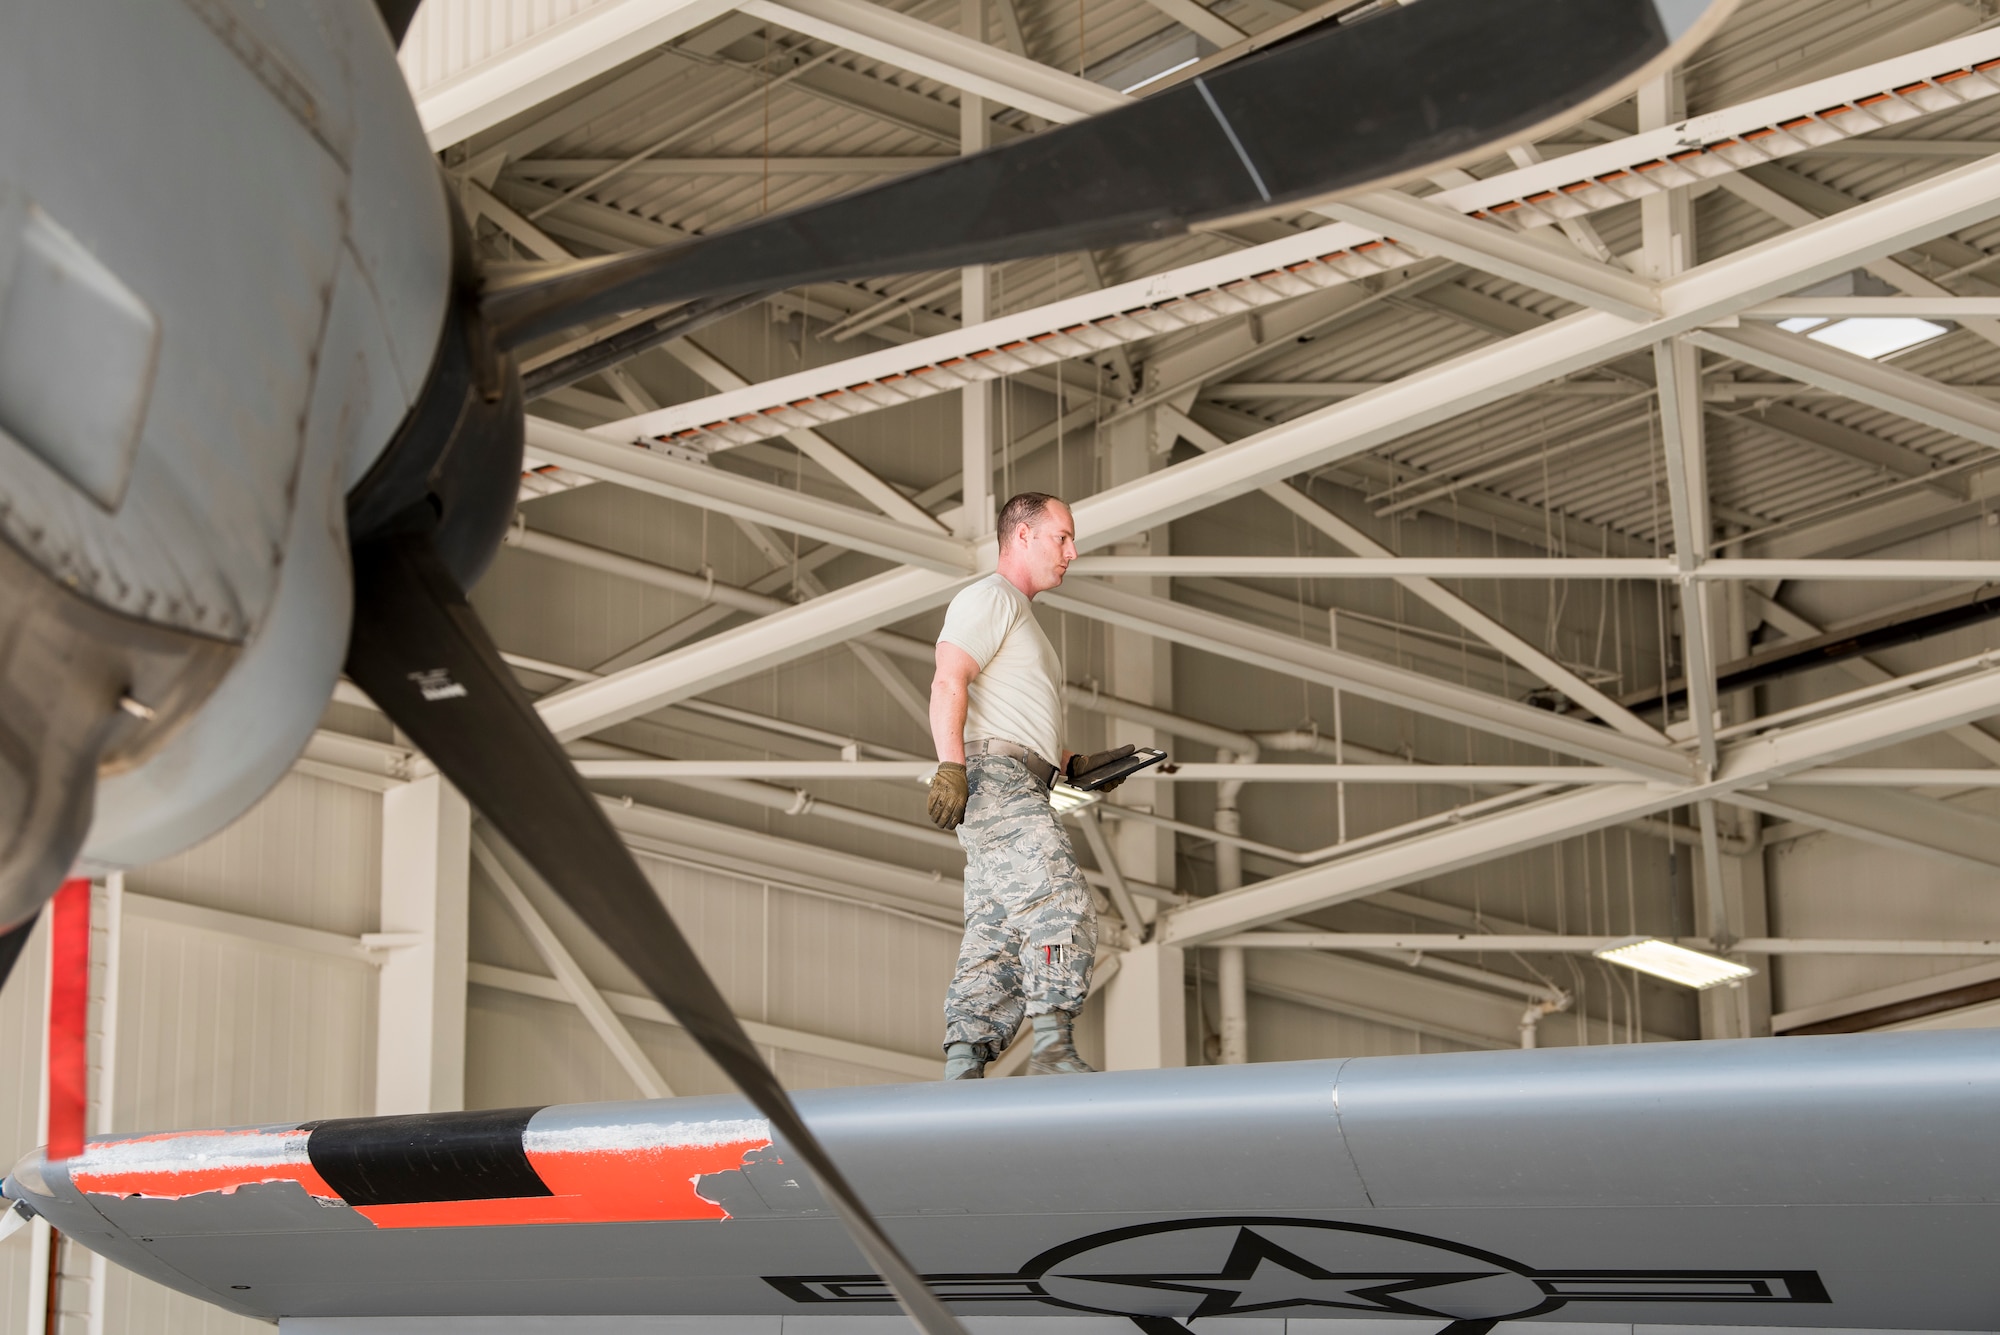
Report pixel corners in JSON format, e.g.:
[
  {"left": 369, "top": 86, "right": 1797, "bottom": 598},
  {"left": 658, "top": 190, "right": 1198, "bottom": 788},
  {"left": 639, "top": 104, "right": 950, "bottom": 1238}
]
[{"left": 1067, "top": 747, "right": 1168, "bottom": 791}]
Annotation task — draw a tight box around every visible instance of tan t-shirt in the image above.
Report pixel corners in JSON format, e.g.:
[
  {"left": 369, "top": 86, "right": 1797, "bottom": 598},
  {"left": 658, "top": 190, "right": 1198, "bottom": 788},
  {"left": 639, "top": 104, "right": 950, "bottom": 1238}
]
[{"left": 938, "top": 573, "right": 1062, "bottom": 764}]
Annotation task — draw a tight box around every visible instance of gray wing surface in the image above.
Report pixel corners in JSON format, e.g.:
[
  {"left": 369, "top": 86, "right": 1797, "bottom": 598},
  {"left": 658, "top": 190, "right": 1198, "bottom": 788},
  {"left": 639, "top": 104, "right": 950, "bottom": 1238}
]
[{"left": 7, "top": 1032, "right": 1998, "bottom": 1331}]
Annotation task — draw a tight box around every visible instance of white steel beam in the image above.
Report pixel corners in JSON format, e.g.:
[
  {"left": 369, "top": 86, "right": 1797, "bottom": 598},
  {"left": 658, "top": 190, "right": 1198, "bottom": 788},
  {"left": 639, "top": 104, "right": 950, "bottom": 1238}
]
[
  {"left": 567, "top": 759, "right": 1642, "bottom": 783},
  {"left": 537, "top": 564, "right": 971, "bottom": 739},
  {"left": 1239, "top": 947, "right": 1536, "bottom": 1050},
  {"left": 1731, "top": 784, "right": 2000, "bottom": 873},
  {"left": 1211, "top": 933, "right": 2000, "bottom": 955},
  {"left": 524, "top": 416, "right": 973, "bottom": 572},
  {"left": 1741, "top": 401, "right": 1971, "bottom": 499},
  {"left": 577, "top": 759, "right": 937, "bottom": 780},
  {"left": 540, "top": 150, "right": 2000, "bottom": 743},
  {"left": 1740, "top": 296, "right": 2000, "bottom": 319},
  {"left": 1069, "top": 149, "right": 2000, "bottom": 556},
  {"left": 665, "top": 341, "right": 948, "bottom": 532},
  {"left": 1138, "top": 0, "right": 1245, "bottom": 47},
  {"left": 588, "top": 32, "right": 2000, "bottom": 451},
  {"left": 1654, "top": 336, "right": 1723, "bottom": 771},
  {"left": 1160, "top": 661, "right": 2000, "bottom": 944},
  {"left": 472, "top": 836, "right": 674, "bottom": 1098},
  {"left": 464, "top": 180, "right": 574, "bottom": 263},
  {"left": 1448, "top": 33, "right": 2000, "bottom": 230},
  {"left": 374, "top": 776, "right": 471, "bottom": 1115},
  {"left": 1101, "top": 942, "right": 1186, "bottom": 1070},
  {"left": 741, "top": 0, "right": 1126, "bottom": 122},
  {"left": 405, "top": 0, "right": 739, "bottom": 150},
  {"left": 483, "top": 203, "right": 941, "bottom": 551},
  {"left": 123, "top": 892, "right": 394, "bottom": 962},
  {"left": 511, "top": 156, "right": 956, "bottom": 177},
  {"left": 1753, "top": 591, "right": 2000, "bottom": 767},
  {"left": 1322, "top": 189, "right": 1659, "bottom": 320},
  {"left": 1688, "top": 321, "right": 2000, "bottom": 452},
  {"left": 596, "top": 221, "right": 1412, "bottom": 447},
  {"left": 1160, "top": 405, "right": 1667, "bottom": 743},
  {"left": 1066, "top": 556, "right": 2000, "bottom": 580},
  {"left": 1202, "top": 378, "right": 2000, "bottom": 402},
  {"left": 959, "top": 47, "right": 995, "bottom": 542},
  {"left": 1716, "top": 169, "right": 2000, "bottom": 354},
  {"left": 1077, "top": 810, "right": 1147, "bottom": 933},
  {"left": 1785, "top": 769, "right": 2000, "bottom": 786},
  {"left": 1042, "top": 579, "right": 1695, "bottom": 780},
  {"left": 469, "top": 962, "right": 941, "bottom": 1079}
]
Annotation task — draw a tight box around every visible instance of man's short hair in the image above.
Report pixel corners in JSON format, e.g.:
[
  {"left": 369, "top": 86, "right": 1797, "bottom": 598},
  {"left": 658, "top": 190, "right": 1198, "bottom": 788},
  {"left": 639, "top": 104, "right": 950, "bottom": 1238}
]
[{"left": 997, "top": 492, "right": 1064, "bottom": 544}]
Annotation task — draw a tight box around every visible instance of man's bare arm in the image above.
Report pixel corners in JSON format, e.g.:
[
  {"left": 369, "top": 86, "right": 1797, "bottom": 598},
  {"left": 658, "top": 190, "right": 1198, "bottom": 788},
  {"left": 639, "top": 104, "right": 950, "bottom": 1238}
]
[{"left": 930, "top": 642, "right": 979, "bottom": 763}]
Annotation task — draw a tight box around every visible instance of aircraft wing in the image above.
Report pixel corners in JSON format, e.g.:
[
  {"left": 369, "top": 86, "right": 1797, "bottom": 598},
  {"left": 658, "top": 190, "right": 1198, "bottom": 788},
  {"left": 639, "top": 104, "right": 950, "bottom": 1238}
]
[{"left": 7, "top": 1031, "right": 1997, "bottom": 1332}]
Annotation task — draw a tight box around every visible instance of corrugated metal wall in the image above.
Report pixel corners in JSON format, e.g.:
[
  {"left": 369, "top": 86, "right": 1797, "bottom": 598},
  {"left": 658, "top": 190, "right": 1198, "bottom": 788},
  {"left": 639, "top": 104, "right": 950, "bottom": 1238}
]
[
  {"left": 467, "top": 839, "right": 960, "bottom": 1103},
  {"left": 0, "top": 916, "right": 46, "bottom": 1335},
  {"left": 1758, "top": 513, "right": 2000, "bottom": 1023},
  {"left": 400, "top": 0, "right": 612, "bottom": 97},
  {"left": 100, "top": 771, "right": 381, "bottom": 1335}
]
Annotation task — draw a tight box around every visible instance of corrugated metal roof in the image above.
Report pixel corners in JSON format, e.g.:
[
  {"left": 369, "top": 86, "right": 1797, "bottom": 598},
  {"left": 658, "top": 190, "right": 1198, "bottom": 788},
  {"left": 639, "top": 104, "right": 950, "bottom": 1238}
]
[{"left": 488, "top": 0, "right": 2000, "bottom": 553}]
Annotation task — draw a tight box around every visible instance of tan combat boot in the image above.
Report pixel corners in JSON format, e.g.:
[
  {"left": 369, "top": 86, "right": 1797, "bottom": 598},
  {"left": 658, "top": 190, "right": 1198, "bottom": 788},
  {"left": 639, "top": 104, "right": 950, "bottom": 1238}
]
[
  {"left": 944, "top": 1041, "right": 993, "bottom": 1079},
  {"left": 1028, "top": 1013, "right": 1095, "bottom": 1075}
]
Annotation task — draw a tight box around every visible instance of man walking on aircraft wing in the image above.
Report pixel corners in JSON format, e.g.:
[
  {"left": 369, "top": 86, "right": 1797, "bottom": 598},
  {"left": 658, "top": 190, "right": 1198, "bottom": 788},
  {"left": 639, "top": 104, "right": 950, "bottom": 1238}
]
[{"left": 928, "top": 492, "right": 1133, "bottom": 1080}]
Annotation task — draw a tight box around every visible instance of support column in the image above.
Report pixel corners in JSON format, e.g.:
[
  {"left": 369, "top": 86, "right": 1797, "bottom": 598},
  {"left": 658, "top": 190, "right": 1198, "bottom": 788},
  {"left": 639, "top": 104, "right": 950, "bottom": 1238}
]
[
  {"left": 1096, "top": 408, "right": 1184, "bottom": 1066},
  {"left": 957, "top": 0, "right": 993, "bottom": 539},
  {"left": 1693, "top": 841, "right": 1771, "bottom": 1039},
  {"left": 26, "top": 913, "right": 50, "bottom": 1335},
  {"left": 1101, "top": 410, "right": 1178, "bottom": 897},
  {"left": 375, "top": 775, "right": 470, "bottom": 1114},
  {"left": 1103, "top": 942, "right": 1186, "bottom": 1070},
  {"left": 1214, "top": 759, "right": 1248, "bottom": 1064},
  {"left": 1699, "top": 571, "right": 1773, "bottom": 1039},
  {"left": 80, "top": 878, "right": 121, "bottom": 1335},
  {"left": 1216, "top": 946, "right": 1247, "bottom": 1065}
]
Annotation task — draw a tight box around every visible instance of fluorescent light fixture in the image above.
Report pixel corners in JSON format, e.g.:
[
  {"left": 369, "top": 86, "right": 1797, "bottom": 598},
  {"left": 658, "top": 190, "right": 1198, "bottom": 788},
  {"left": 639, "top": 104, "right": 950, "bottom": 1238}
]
[
  {"left": 1047, "top": 782, "right": 1101, "bottom": 814},
  {"left": 1593, "top": 936, "right": 1755, "bottom": 990},
  {"left": 1806, "top": 316, "right": 1948, "bottom": 360},
  {"left": 1121, "top": 55, "right": 1199, "bottom": 93},
  {"left": 1770, "top": 269, "right": 1948, "bottom": 360}
]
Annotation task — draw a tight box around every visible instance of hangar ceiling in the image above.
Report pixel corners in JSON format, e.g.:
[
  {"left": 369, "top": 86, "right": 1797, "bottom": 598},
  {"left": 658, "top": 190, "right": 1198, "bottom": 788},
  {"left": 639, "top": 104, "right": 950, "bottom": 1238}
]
[{"left": 312, "top": 0, "right": 2000, "bottom": 1058}]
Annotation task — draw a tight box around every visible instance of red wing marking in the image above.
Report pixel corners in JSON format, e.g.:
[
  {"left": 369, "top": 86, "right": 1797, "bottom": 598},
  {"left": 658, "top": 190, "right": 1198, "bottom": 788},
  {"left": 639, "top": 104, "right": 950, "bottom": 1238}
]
[
  {"left": 339, "top": 1129, "right": 776, "bottom": 1229},
  {"left": 72, "top": 1118, "right": 774, "bottom": 1229},
  {"left": 516, "top": 1118, "right": 773, "bottom": 1224}
]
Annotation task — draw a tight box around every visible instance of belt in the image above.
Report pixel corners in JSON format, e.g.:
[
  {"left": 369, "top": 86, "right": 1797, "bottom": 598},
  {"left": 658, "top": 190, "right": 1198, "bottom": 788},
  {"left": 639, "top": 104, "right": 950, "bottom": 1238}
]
[{"left": 965, "top": 737, "right": 1058, "bottom": 789}]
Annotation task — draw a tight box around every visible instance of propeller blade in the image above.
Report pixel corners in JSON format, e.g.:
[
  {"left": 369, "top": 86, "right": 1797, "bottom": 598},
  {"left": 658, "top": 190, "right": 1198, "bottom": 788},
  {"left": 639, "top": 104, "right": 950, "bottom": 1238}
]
[
  {"left": 0, "top": 912, "right": 36, "bottom": 996},
  {"left": 344, "top": 529, "right": 967, "bottom": 1335},
  {"left": 483, "top": 0, "right": 1730, "bottom": 347},
  {"left": 521, "top": 290, "right": 770, "bottom": 401}
]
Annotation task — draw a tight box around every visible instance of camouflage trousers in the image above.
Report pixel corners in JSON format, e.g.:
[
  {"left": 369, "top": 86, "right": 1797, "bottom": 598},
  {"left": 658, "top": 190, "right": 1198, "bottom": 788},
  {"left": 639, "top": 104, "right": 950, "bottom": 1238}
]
[{"left": 943, "top": 755, "right": 1097, "bottom": 1052}]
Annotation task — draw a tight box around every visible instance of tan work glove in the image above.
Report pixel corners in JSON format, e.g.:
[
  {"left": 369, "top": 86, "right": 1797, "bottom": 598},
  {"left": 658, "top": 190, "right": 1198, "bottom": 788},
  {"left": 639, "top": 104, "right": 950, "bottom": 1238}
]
[
  {"left": 1066, "top": 744, "right": 1136, "bottom": 792},
  {"left": 928, "top": 761, "right": 968, "bottom": 830}
]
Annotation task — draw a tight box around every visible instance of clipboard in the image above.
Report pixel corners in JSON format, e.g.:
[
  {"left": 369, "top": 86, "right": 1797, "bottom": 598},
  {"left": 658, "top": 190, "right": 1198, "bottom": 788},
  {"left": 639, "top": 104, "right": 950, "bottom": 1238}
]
[{"left": 1065, "top": 747, "right": 1168, "bottom": 791}]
